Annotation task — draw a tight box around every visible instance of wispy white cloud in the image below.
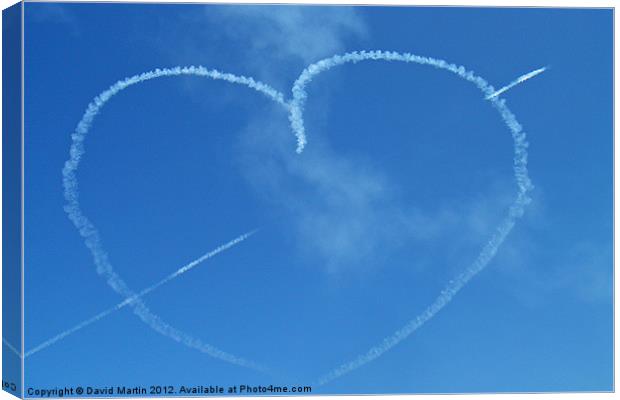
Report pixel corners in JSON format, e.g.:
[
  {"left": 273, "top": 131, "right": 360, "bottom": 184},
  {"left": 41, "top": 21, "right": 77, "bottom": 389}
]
[
  {"left": 488, "top": 188, "right": 612, "bottom": 307},
  {"left": 235, "top": 108, "right": 522, "bottom": 279},
  {"left": 209, "top": 5, "right": 367, "bottom": 64},
  {"left": 198, "top": 5, "right": 368, "bottom": 86},
  {"left": 498, "top": 236, "right": 613, "bottom": 307},
  {"left": 557, "top": 241, "right": 613, "bottom": 303},
  {"left": 147, "top": 5, "right": 367, "bottom": 109},
  {"left": 236, "top": 112, "right": 410, "bottom": 274}
]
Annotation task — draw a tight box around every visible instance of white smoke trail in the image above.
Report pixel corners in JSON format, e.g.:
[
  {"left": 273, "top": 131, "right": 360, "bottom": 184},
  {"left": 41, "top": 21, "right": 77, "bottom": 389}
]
[
  {"left": 485, "top": 67, "right": 547, "bottom": 100},
  {"left": 286, "top": 51, "right": 534, "bottom": 385},
  {"left": 63, "top": 66, "right": 287, "bottom": 372},
  {"left": 24, "top": 230, "right": 256, "bottom": 358},
  {"left": 3, "top": 338, "right": 21, "bottom": 358},
  {"left": 120, "top": 230, "right": 257, "bottom": 307}
]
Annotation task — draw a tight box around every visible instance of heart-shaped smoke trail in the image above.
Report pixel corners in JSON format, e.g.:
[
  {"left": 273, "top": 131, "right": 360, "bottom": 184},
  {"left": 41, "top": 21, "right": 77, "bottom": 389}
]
[
  {"left": 61, "top": 66, "right": 288, "bottom": 373},
  {"left": 22, "top": 51, "right": 540, "bottom": 387},
  {"left": 287, "top": 50, "right": 535, "bottom": 385}
]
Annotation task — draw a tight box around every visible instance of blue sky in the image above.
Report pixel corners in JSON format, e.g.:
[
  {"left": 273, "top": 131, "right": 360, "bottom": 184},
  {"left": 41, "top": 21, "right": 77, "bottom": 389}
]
[{"left": 20, "top": 3, "right": 612, "bottom": 394}]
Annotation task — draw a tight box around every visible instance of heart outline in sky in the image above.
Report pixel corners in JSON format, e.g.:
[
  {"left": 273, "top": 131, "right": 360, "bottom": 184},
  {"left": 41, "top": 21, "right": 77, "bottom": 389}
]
[{"left": 27, "top": 50, "right": 536, "bottom": 386}]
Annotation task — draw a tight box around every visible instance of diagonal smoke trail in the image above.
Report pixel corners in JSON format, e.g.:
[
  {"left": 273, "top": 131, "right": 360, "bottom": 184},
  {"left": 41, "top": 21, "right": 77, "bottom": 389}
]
[
  {"left": 3, "top": 338, "right": 22, "bottom": 358},
  {"left": 24, "top": 230, "right": 256, "bottom": 358},
  {"left": 485, "top": 67, "right": 547, "bottom": 100},
  {"left": 63, "top": 66, "right": 287, "bottom": 372},
  {"left": 286, "top": 51, "right": 534, "bottom": 385},
  {"left": 121, "top": 230, "right": 257, "bottom": 306}
]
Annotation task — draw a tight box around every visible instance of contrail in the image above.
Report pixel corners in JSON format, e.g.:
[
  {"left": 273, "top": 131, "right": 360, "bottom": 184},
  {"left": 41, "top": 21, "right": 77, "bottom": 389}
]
[
  {"left": 485, "top": 67, "right": 547, "bottom": 100},
  {"left": 3, "top": 338, "right": 21, "bottom": 358},
  {"left": 63, "top": 66, "right": 287, "bottom": 372},
  {"left": 286, "top": 50, "right": 534, "bottom": 385},
  {"left": 24, "top": 230, "right": 256, "bottom": 358}
]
